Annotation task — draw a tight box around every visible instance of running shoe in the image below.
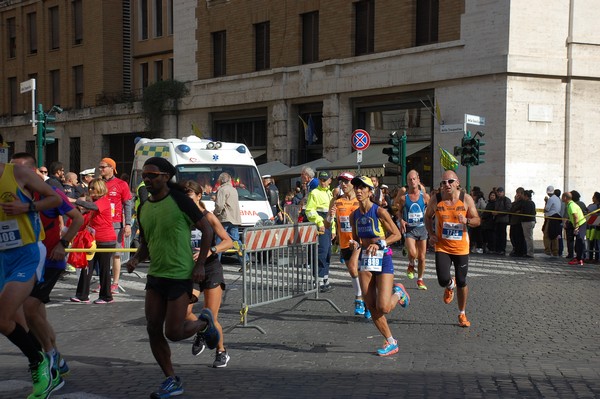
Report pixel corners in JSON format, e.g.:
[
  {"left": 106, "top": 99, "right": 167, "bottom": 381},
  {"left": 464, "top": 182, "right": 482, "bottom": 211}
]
[
  {"left": 28, "top": 352, "right": 62, "bottom": 399},
  {"left": 416, "top": 279, "right": 427, "bottom": 290},
  {"left": 458, "top": 313, "right": 471, "bottom": 328},
  {"left": 213, "top": 350, "right": 230, "bottom": 368},
  {"left": 377, "top": 340, "right": 399, "bottom": 357},
  {"left": 443, "top": 278, "right": 455, "bottom": 304},
  {"left": 93, "top": 298, "right": 114, "bottom": 304},
  {"left": 65, "top": 264, "right": 76, "bottom": 273},
  {"left": 354, "top": 299, "right": 366, "bottom": 315},
  {"left": 191, "top": 332, "right": 206, "bottom": 356},
  {"left": 393, "top": 283, "right": 410, "bottom": 308},
  {"left": 406, "top": 264, "right": 415, "bottom": 280},
  {"left": 91, "top": 285, "right": 101, "bottom": 293},
  {"left": 364, "top": 309, "right": 372, "bottom": 320},
  {"left": 198, "top": 308, "right": 220, "bottom": 350},
  {"left": 110, "top": 283, "right": 120, "bottom": 294},
  {"left": 568, "top": 258, "right": 581, "bottom": 265},
  {"left": 52, "top": 351, "right": 70, "bottom": 377},
  {"left": 150, "top": 376, "right": 184, "bottom": 399},
  {"left": 69, "top": 297, "right": 90, "bottom": 303}
]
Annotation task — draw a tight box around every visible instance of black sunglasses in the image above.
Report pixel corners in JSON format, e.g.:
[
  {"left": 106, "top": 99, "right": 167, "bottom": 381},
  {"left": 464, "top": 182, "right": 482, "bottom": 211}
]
[{"left": 142, "top": 172, "right": 168, "bottom": 180}]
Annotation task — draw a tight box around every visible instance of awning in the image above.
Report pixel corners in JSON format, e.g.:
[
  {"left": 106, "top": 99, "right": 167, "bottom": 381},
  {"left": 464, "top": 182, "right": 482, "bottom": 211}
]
[
  {"left": 319, "top": 142, "right": 431, "bottom": 177},
  {"left": 271, "top": 158, "right": 332, "bottom": 178},
  {"left": 250, "top": 150, "right": 266, "bottom": 159},
  {"left": 258, "top": 160, "right": 289, "bottom": 177}
]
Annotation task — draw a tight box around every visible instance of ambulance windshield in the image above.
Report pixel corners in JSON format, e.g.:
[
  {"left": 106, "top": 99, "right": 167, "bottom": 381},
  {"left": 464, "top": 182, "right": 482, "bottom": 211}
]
[{"left": 176, "top": 165, "right": 267, "bottom": 201}]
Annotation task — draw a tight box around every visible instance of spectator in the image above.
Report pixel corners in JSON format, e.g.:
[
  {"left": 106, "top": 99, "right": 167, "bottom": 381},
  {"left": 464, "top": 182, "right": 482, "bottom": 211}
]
[
  {"left": 493, "top": 187, "right": 511, "bottom": 255},
  {"left": 213, "top": 172, "right": 244, "bottom": 268},
  {"left": 470, "top": 187, "right": 487, "bottom": 253},
  {"left": 78, "top": 168, "right": 95, "bottom": 192},
  {"left": 586, "top": 192, "right": 600, "bottom": 263},
  {"left": 543, "top": 186, "right": 562, "bottom": 257},
  {"left": 562, "top": 191, "right": 587, "bottom": 266},
  {"left": 98, "top": 157, "right": 133, "bottom": 293},
  {"left": 262, "top": 175, "right": 281, "bottom": 223},
  {"left": 481, "top": 191, "right": 497, "bottom": 253},
  {"left": 63, "top": 172, "right": 81, "bottom": 201},
  {"left": 509, "top": 187, "right": 526, "bottom": 257},
  {"left": 47, "top": 161, "right": 65, "bottom": 192},
  {"left": 521, "top": 190, "right": 537, "bottom": 258}
]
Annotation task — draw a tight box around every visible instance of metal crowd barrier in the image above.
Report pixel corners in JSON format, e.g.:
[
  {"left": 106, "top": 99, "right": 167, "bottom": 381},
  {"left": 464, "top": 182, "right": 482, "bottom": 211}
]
[{"left": 234, "top": 222, "right": 341, "bottom": 334}]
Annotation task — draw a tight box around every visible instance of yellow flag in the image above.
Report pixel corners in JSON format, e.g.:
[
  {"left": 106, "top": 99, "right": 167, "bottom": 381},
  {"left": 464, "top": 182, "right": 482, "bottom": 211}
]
[
  {"left": 436, "top": 102, "right": 442, "bottom": 125},
  {"left": 191, "top": 122, "right": 203, "bottom": 138},
  {"left": 439, "top": 145, "right": 459, "bottom": 171}
]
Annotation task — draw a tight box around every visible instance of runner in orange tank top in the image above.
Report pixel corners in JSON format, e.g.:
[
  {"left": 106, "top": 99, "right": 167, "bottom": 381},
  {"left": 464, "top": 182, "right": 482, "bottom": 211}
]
[{"left": 424, "top": 170, "right": 480, "bottom": 328}]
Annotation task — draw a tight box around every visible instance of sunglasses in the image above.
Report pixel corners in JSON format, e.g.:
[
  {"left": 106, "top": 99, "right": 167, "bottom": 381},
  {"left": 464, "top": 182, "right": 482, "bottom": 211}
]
[
  {"left": 40, "top": 170, "right": 48, "bottom": 174},
  {"left": 142, "top": 172, "right": 168, "bottom": 180},
  {"left": 440, "top": 179, "right": 457, "bottom": 186}
]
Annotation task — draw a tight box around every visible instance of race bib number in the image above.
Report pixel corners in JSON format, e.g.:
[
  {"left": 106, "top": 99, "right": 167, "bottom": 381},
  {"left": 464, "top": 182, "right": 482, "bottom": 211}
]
[
  {"left": 0, "top": 219, "right": 23, "bottom": 250},
  {"left": 360, "top": 250, "right": 384, "bottom": 272},
  {"left": 339, "top": 215, "right": 352, "bottom": 233},
  {"left": 110, "top": 202, "right": 116, "bottom": 218},
  {"left": 442, "top": 222, "right": 464, "bottom": 240},
  {"left": 190, "top": 229, "right": 202, "bottom": 249},
  {"left": 407, "top": 211, "right": 423, "bottom": 227}
]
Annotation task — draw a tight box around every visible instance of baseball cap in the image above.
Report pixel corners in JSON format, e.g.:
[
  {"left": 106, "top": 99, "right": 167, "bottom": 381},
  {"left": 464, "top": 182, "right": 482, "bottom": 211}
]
[
  {"left": 80, "top": 168, "right": 95, "bottom": 176},
  {"left": 261, "top": 174, "right": 271, "bottom": 179},
  {"left": 351, "top": 176, "right": 374, "bottom": 189},
  {"left": 337, "top": 172, "right": 354, "bottom": 181},
  {"left": 546, "top": 185, "right": 555, "bottom": 194},
  {"left": 100, "top": 157, "right": 117, "bottom": 174},
  {"left": 318, "top": 171, "right": 331, "bottom": 180},
  {"left": 497, "top": 187, "right": 504, "bottom": 192}
]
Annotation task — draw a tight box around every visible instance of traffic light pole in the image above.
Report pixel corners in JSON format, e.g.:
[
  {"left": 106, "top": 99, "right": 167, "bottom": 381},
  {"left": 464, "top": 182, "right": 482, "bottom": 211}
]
[
  {"left": 400, "top": 131, "right": 407, "bottom": 186},
  {"left": 36, "top": 104, "right": 44, "bottom": 168}
]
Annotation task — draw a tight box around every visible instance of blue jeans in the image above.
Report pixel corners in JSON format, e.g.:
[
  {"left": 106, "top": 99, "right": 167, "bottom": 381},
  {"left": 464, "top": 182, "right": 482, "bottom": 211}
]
[{"left": 218, "top": 222, "right": 244, "bottom": 264}]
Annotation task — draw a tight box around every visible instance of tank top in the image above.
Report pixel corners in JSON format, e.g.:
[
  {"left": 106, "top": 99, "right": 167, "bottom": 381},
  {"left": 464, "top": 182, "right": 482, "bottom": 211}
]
[
  {"left": 0, "top": 163, "right": 44, "bottom": 249},
  {"left": 353, "top": 204, "right": 386, "bottom": 240},
  {"left": 334, "top": 196, "right": 359, "bottom": 249},
  {"left": 434, "top": 192, "right": 470, "bottom": 255},
  {"left": 403, "top": 191, "right": 426, "bottom": 227}
]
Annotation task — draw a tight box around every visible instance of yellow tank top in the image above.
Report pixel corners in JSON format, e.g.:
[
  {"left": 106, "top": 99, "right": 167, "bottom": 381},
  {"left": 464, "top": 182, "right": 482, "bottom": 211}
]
[
  {"left": 435, "top": 192, "right": 470, "bottom": 255},
  {"left": 334, "top": 196, "right": 359, "bottom": 249},
  {"left": 0, "top": 163, "right": 44, "bottom": 249}
]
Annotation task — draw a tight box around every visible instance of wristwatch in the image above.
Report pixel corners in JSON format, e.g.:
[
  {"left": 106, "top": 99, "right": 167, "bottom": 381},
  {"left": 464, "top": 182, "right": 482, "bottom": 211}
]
[
  {"left": 210, "top": 246, "right": 218, "bottom": 254},
  {"left": 59, "top": 239, "right": 70, "bottom": 248}
]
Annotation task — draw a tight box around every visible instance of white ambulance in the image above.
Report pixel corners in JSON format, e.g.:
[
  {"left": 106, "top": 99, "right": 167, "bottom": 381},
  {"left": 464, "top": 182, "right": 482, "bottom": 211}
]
[{"left": 131, "top": 135, "right": 273, "bottom": 226}]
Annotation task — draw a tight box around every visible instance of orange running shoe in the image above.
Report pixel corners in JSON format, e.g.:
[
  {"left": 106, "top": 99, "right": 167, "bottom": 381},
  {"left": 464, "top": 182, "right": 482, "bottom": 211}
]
[
  {"left": 443, "top": 278, "right": 455, "bottom": 304},
  {"left": 458, "top": 313, "right": 471, "bottom": 328}
]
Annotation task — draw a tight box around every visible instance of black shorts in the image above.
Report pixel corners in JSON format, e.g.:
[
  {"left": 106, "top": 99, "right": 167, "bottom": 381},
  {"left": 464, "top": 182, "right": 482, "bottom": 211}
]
[
  {"left": 29, "top": 268, "right": 63, "bottom": 304},
  {"left": 198, "top": 256, "right": 226, "bottom": 293},
  {"left": 145, "top": 275, "right": 193, "bottom": 301}
]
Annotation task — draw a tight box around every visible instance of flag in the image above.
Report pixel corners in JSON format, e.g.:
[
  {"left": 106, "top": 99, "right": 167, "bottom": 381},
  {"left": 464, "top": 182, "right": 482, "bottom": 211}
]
[
  {"left": 191, "top": 122, "right": 203, "bottom": 138},
  {"left": 299, "top": 115, "right": 318, "bottom": 145},
  {"left": 439, "top": 144, "right": 459, "bottom": 171}
]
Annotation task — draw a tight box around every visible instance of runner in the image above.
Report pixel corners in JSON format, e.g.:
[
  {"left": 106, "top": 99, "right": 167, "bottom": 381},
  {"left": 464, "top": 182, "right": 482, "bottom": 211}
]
[
  {"left": 183, "top": 180, "right": 233, "bottom": 368},
  {"left": 124, "top": 157, "right": 220, "bottom": 398},
  {"left": 0, "top": 162, "right": 63, "bottom": 399},
  {"left": 328, "top": 172, "right": 370, "bottom": 318},
  {"left": 424, "top": 171, "right": 480, "bottom": 328},
  {"left": 348, "top": 176, "right": 409, "bottom": 357},
  {"left": 396, "top": 170, "right": 430, "bottom": 290}
]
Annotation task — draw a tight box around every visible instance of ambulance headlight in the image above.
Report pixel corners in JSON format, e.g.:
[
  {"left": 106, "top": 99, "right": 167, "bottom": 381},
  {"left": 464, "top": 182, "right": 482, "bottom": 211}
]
[
  {"left": 176, "top": 144, "right": 191, "bottom": 153},
  {"left": 214, "top": 141, "right": 222, "bottom": 149},
  {"left": 236, "top": 145, "right": 246, "bottom": 154},
  {"left": 207, "top": 142, "right": 215, "bottom": 149}
]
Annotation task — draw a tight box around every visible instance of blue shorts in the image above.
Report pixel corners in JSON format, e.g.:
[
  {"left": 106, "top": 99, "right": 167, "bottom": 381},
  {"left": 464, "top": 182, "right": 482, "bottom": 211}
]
[
  {"left": 0, "top": 242, "right": 46, "bottom": 287},
  {"left": 358, "top": 250, "right": 394, "bottom": 275}
]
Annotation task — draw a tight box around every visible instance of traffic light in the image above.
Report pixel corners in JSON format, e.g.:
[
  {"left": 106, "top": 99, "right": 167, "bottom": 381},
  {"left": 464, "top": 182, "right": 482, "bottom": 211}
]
[
  {"left": 382, "top": 132, "right": 401, "bottom": 165},
  {"left": 42, "top": 113, "right": 57, "bottom": 145},
  {"left": 474, "top": 132, "right": 486, "bottom": 165},
  {"left": 460, "top": 135, "right": 477, "bottom": 166}
]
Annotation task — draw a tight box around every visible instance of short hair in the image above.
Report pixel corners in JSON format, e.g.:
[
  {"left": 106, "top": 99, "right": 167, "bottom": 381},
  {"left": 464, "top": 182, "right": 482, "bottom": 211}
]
[
  {"left": 218, "top": 172, "right": 231, "bottom": 184},
  {"left": 88, "top": 178, "right": 108, "bottom": 197},
  {"left": 65, "top": 172, "right": 78, "bottom": 183},
  {"left": 49, "top": 161, "right": 64, "bottom": 175},
  {"left": 11, "top": 152, "right": 36, "bottom": 168},
  {"left": 301, "top": 167, "right": 314, "bottom": 178}
]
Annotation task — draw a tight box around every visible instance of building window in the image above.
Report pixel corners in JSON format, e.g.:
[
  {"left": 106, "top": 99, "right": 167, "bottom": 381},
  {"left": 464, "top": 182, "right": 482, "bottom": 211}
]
[
  {"left": 255, "top": 22, "right": 270, "bottom": 71},
  {"left": 154, "top": 60, "right": 163, "bottom": 82},
  {"left": 73, "top": 0, "right": 83, "bottom": 45},
  {"left": 50, "top": 70, "right": 60, "bottom": 106},
  {"left": 168, "top": 58, "right": 174, "bottom": 79},
  {"left": 301, "top": 12, "right": 319, "bottom": 64},
  {"left": 69, "top": 137, "right": 81, "bottom": 173},
  {"left": 141, "top": 63, "right": 149, "bottom": 88},
  {"left": 154, "top": 0, "right": 163, "bottom": 37},
  {"left": 27, "top": 13, "right": 37, "bottom": 54},
  {"left": 73, "top": 65, "right": 84, "bottom": 108},
  {"left": 49, "top": 6, "right": 60, "bottom": 50},
  {"left": 355, "top": 0, "right": 374, "bottom": 56},
  {"left": 140, "top": 0, "right": 149, "bottom": 40},
  {"left": 8, "top": 77, "right": 17, "bottom": 115},
  {"left": 7, "top": 17, "right": 16, "bottom": 58},
  {"left": 416, "top": 0, "right": 439, "bottom": 46},
  {"left": 167, "top": 0, "right": 173, "bottom": 35},
  {"left": 214, "top": 118, "right": 267, "bottom": 148},
  {"left": 213, "top": 30, "right": 226, "bottom": 77},
  {"left": 26, "top": 140, "right": 36, "bottom": 157}
]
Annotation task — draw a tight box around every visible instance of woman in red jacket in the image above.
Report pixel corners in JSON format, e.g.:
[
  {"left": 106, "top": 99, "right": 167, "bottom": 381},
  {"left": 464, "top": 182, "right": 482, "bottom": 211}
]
[{"left": 71, "top": 179, "right": 117, "bottom": 304}]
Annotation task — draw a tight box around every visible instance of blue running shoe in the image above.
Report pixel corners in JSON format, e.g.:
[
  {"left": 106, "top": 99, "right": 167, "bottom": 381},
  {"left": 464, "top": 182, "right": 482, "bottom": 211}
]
[
  {"left": 150, "top": 376, "right": 183, "bottom": 399},
  {"left": 393, "top": 283, "right": 410, "bottom": 308},
  {"left": 52, "top": 351, "right": 70, "bottom": 377},
  {"left": 198, "top": 308, "right": 220, "bottom": 350},
  {"left": 364, "top": 309, "right": 372, "bottom": 320},
  {"left": 377, "top": 340, "right": 399, "bottom": 356},
  {"left": 354, "top": 299, "right": 365, "bottom": 315}
]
